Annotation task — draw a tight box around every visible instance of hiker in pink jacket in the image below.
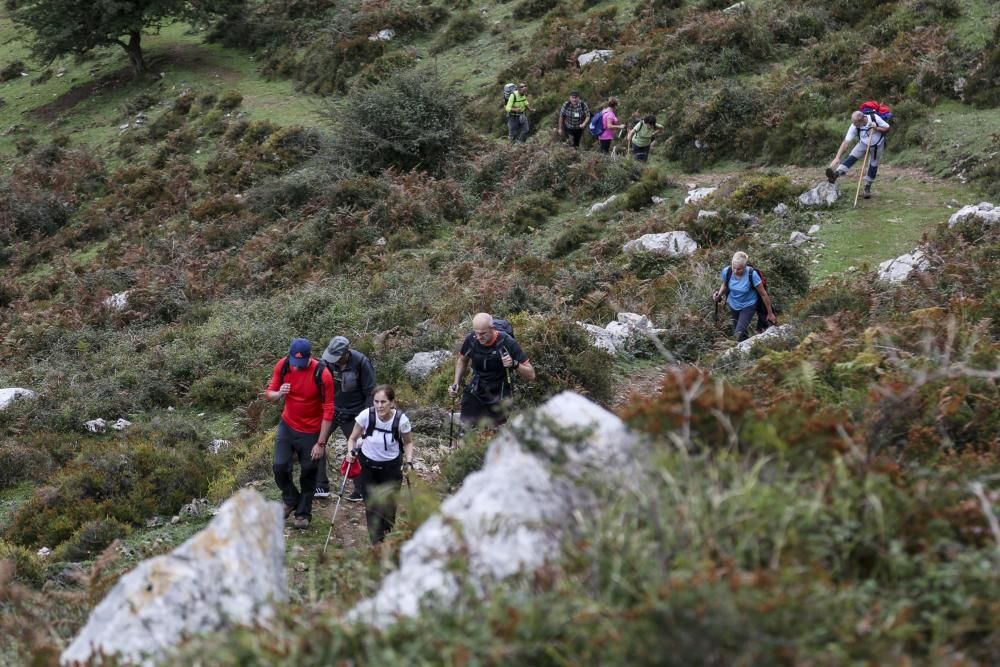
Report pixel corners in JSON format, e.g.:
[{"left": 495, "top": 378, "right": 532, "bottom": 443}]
[{"left": 597, "top": 97, "right": 624, "bottom": 154}]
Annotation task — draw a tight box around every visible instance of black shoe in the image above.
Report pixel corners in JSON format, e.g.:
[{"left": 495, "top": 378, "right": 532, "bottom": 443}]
[
  {"left": 863, "top": 184, "right": 871, "bottom": 199},
  {"left": 314, "top": 487, "right": 330, "bottom": 499},
  {"left": 347, "top": 488, "right": 363, "bottom": 502},
  {"left": 825, "top": 167, "right": 839, "bottom": 184}
]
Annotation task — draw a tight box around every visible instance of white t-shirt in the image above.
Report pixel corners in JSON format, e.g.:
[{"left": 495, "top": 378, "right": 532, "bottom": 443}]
[
  {"left": 844, "top": 114, "right": 890, "bottom": 146},
  {"left": 355, "top": 408, "right": 412, "bottom": 462}
]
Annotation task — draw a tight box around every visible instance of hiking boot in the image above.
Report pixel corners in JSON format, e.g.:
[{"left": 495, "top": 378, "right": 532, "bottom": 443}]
[
  {"left": 283, "top": 504, "right": 295, "bottom": 520},
  {"left": 293, "top": 515, "right": 310, "bottom": 530},
  {"left": 347, "top": 486, "right": 363, "bottom": 503},
  {"left": 825, "top": 167, "right": 839, "bottom": 184},
  {"left": 863, "top": 184, "right": 871, "bottom": 199},
  {"left": 314, "top": 487, "right": 330, "bottom": 499}
]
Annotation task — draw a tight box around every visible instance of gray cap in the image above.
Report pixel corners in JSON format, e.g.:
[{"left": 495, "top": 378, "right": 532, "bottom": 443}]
[{"left": 322, "top": 336, "right": 350, "bottom": 364}]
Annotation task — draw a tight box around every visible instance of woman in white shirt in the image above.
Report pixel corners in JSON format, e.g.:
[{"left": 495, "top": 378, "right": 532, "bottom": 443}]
[{"left": 346, "top": 385, "right": 414, "bottom": 544}]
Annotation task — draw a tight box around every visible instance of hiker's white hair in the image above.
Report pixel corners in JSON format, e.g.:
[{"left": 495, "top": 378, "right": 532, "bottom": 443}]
[
  {"left": 851, "top": 110, "right": 865, "bottom": 123},
  {"left": 731, "top": 252, "right": 748, "bottom": 268}
]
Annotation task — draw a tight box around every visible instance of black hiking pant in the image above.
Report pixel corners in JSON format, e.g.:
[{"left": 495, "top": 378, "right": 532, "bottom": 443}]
[
  {"left": 730, "top": 300, "right": 769, "bottom": 342},
  {"left": 564, "top": 127, "right": 583, "bottom": 148},
  {"left": 460, "top": 380, "right": 511, "bottom": 427},
  {"left": 358, "top": 452, "right": 403, "bottom": 545},
  {"left": 273, "top": 420, "right": 319, "bottom": 519}
]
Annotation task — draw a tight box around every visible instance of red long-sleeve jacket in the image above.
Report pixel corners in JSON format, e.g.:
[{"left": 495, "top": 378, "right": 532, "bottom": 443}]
[{"left": 267, "top": 358, "right": 334, "bottom": 433}]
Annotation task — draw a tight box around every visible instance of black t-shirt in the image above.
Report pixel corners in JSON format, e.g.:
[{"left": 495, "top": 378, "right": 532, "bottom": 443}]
[{"left": 460, "top": 331, "right": 528, "bottom": 386}]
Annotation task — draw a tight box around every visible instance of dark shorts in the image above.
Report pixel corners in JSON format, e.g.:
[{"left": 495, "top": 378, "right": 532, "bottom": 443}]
[
  {"left": 631, "top": 143, "right": 650, "bottom": 161},
  {"left": 460, "top": 381, "right": 511, "bottom": 427}
]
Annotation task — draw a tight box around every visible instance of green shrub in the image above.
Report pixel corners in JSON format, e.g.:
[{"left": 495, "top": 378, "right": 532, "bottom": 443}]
[
  {"left": 188, "top": 371, "right": 259, "bottom": 410},
  {"left": 965, "top": 23, "right": 1000, "bottom": 108},
  {"left": 503, "top": 193, "right": 560, "bottom": 233},
  {"left": 0, "top": 441, "right": 52, "bottom": 490},
  {"left": 52, "top": 518, "right": 130, "bottom": 562},
  {"left": 728, "top": 174, "right": 800, "bottom": 211},
  {"left": 440, "top": 434, "right": 489, "bottom": 491},
  {"left": 549, "top": 221, "right": 600, "bottom": 258},
  {"left": 432, "top": 11, "right": 485, "bottom": 53},
  {"left": 750, "top": 245, "right": 810, "bottom": 314},
  {"left": 0, "top": 60, "right": 25, "bottom": 82},
  {"left": 0, "top": 539, "right": 45, "bottom": 587},
  {"left": 512, "top": 0, "right": 558, "bottom": 20},
  {"left": 357, "top": 51, "right": 419, "bottom": 86},
  {"left": 325, "top": 68, "right": 464, "bottom": 175},
  {"left": 622, "top": 168, "right": 672, "bottom": 211},
  {"left": 216, "top": 89, "right": 243, "bottom": 111}
]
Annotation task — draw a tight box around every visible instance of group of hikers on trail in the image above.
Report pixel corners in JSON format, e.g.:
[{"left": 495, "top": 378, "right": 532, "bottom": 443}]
[
  {"left": 508, "top": 83, "right": 893, "bottom": 197},
  {"left": 267, "top": 94, "right": 893, "bottom": 547},
  {"left": 264, "top": 314, "right": 533, "bottom": 545},
  {"left": 507, "top": 85, "right": 663, "bottom": 162}
]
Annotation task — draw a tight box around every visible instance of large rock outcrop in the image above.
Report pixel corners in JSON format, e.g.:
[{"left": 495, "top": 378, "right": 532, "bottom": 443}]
[
  {"left": 404, "top": 350, "right": 452, "bottom": 383},
  {"left": 798, "top": 182, "right": 840, "bottom": 207},
  {"left": 61, "top": 489, "right": 286, "bottom": 666},
  {"left": 578, "top": 312, "right": 665, "bottom": 355},
  {"left": 349, "top": 391, "right": 640, "bottom": 622},
  {"left": 719, "top": 324, "right": 796, "bottom": 362}
]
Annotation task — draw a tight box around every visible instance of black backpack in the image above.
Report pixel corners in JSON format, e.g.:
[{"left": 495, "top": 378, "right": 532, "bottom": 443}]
[
  {"left": 492, "top": 318, "right": 515, "bottom": 339},
  {"left": 279, "top": 357, "right": 327, "bottom": 401},
  {"left": 364, "top": 407, "right": 402, "bottom": 454}
]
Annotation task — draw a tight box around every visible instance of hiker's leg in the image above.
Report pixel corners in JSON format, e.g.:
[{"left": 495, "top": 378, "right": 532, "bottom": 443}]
[
  {"left": 368, "top": 460, "right": 402, "bottom": 544},
  {"left": 733, "top": 305, "right": 757, "bottom": 342},
  {"left": 865, "top": 142, "right": 882, "bottom": 185},
  {"left": 272, "top": 421, "right": 300, "bottom": 510},
  {"left": 632, "top": 144, "right": 649, "bottom": 162},
  {"left": 838, "top": 142, "right": 866, "bottom": 174},
  {"left": 293, "top": 429, "right": 319, "bottom": 519},
  {"left": 519, "top": 116, "right": 530, "bottom": 142},
  {"left": 507, "top": 115, "right": 519, "bottom": 143},
  {"left": 569, "top": 128, "right": 582, "bottom": 148},
  {"left": 599, "top": 139, "right": 611, "bottom": 154},
  {"left": 460, "top": 389, "right": 486, "bottom": 426},
  {"left": 315, "top": 447, "right": 329, "bottom": 490}
]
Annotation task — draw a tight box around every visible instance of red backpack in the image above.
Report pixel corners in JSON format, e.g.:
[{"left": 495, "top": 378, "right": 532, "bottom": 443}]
[{"left": 859, "top": 100, "right": 893, "bottom": 123}]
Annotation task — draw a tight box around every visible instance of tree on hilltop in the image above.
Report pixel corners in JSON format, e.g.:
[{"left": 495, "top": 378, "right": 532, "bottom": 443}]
[{"left": 12, "top": 0, "right": 239, "bottom": 76}]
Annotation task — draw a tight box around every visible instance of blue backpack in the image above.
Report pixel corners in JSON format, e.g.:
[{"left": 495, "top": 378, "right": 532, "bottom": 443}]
[{"left": 589, "top": 109, "right": 606, "bottom": 138}]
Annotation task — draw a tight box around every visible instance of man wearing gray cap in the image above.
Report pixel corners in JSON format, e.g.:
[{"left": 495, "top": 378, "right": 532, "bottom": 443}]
[{"left": 314, "top": 336, "right": 376, "bottom": 500}]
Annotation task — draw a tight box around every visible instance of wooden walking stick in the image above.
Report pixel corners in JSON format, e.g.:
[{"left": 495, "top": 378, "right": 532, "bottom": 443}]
[{"left": 853, "top": 137, "right": 873, "bottom": 208}]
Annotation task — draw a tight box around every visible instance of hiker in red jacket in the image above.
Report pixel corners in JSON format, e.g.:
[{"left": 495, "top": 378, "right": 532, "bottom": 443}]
[{"left": 265, "top": 338, "right": 334, "bottom": 529}]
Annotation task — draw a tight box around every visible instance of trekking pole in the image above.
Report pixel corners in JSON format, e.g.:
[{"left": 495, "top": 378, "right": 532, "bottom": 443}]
[
  {"left": 853, "top": 137, "right": 873, "bottom": 208},
  {"left": 447, "top": 390, "right": 457, "bottom": 447},
  {"left": 321, "top": 460, "right": 353, "bottom": 558}
]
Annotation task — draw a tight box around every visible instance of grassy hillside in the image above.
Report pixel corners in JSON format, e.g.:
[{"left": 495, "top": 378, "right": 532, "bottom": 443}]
[{"left": 0, "top": 0, "right": 998, "bottom": 664}]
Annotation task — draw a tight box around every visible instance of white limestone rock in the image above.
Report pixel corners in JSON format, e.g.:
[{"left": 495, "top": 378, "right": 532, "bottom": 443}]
[
  {"left": 586, "top": 194, "right": 617, "bottom": 216},
  {"left": 724, "top": 1, "right": 748, "bottom": 13},
  {"left": 808, "top": 224, "right": 821, "bottom": 235},
  {"left": 578, "top": 313, "right": 663, "bottom": 355},
  {"left": 368, "top": 29, "right": 395, "bottom": 41},
  {"left": 103, "top": 291, "right": 129, "bottom": 311},
  {"left": 773, "top": 203, "right": 790, "bottom": 217},
  {"left": 697, "top": 210, "right": 719, "bottom": 220},
  {"left": 404, "top": 350, "right": 453, "bottom": 383},
  {"left": 110, "top": 418, "right": 132, "bottom": 431},
  {"left": 798, "top": 182, "right": 840, "bottom": 207},
  {"left": 719, "top": 325, "right": 796, "bottom": 362},
  {"left": 349, "top": 392, "right": 641, "bottom": 622},
  {"left": 948, "top": 202, "right": 998, "bottom": 228},
  {"left": 622, "top": 231, "right": 698, "bottom": 257},
  {"left": 789, "top": 231, "right": 810, "bottom": 247},
  {"left": 0, "top": 388, "right": 37, "bottom": 411},
  {"left": 84, "top": 418, "right": 107, "bottom": 433},
  {"left": 61, "top": 489, "right": 286, "bottom": 666},
  {"left": 684, "top": 187, "right": 717, "bottom": 205},
  {"left": 578, "top": 49, "right": 614, "bottom": 67},
  {"left": 877, "top": 249, "right": 928, "bottom": 284}
]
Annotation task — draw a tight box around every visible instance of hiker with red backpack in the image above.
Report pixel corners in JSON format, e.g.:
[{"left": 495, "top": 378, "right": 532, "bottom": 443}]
[
  {"left": 826, "top": 102, "right": 892, "bottom": 199},
  {"left": 590, "top": 97, "right": 625, "bottom": 154},
  {"left": 344, "top": 385, "right": 414, "bottom": 545},
  {"left": 449, "top": 312, "right": 535, "bottom": 427},
  {"left": 265, "top": 338, "right": 335, "bottom": 529},
  {"left": 713, "top": 252, "right": 777, "bottom": 342}
]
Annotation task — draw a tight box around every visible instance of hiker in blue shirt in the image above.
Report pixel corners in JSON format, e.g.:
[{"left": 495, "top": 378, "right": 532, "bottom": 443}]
[{"left": 713, "top": 251, "right": 776, "bottom": 342}]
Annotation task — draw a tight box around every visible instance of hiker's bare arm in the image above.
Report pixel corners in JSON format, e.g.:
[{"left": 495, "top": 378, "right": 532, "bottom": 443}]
[
  {"left": 714, "top": 281, "right": 728, "bottom": 301},
  {"left": 515, "top": 359, "right": 535, "bottom": 382},
  {"left": 402, "top": 431, "right": 414, "bottom": 464},
  {"left": 756, "top": 283, "right": 777, "bottom": 323},
  {"left": 312, "top": 419, "right": 333, "bottom": 460},
  {"left": 830, "top": 139, "right": 851, "bottom": 166},
  {"left": 265, "top": 383, "right": 290, "bottom": 401},
  {"left": 347, "top": 423, "right": 364, "bottom": 456},
  {"left": 450, "top": 355, "right": 470, "bottom": 395}
]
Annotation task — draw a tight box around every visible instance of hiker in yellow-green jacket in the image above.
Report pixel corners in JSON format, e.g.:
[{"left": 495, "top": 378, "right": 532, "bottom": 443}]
[{"left": 505, "top": 82, "right": 532, "bottom": 144}]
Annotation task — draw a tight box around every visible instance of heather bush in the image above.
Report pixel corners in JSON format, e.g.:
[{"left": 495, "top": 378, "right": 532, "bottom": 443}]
[
  {"left": 0, "top": 540, "right": 45, "bottom": 587},
  {"left": 432, "top": 11, "right": 485, "bottom": 53},
  {"left": 621, "top": 168, "right": 673, "bottom": 211},
  {"left": 727, "top": 174, "right": 801, "bottom": 211},
  {"left": 512, "top": 0, "right": 558, "bottom": 20},
  {"left": 440, "top": 431, "right": 489, "bottom": 491},
  {"left": 187, "top": 371, "right": 259, "bottom": 411},
  {"left": 325, "top": 68, "right": 464, "bottom": 175},
  {"left": 0, "top": 441, "right": 52, "bottom": 490},
  {"left": 549, "top": 221, "right": 600, "bottom": 259},
  {"left": 52, "top": 518, "right": 131, "bottom": 562}
]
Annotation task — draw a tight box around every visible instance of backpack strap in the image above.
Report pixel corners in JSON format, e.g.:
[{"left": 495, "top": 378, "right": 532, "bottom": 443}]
[
  {"left": 364, "top": 407, "right": 376, "bottom": 439},
  {"left": 279, "top": 356, "right": 291, "bottom": 384},
  {"left": 391, "top": 411, "right": 401, "bottom": 445}
]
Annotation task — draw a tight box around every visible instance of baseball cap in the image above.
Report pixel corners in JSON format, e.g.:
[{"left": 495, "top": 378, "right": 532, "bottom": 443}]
[
  {"left": 288, "top": 338, "right": 312, "bottom": 369},
  {"left": 322, "top": 336, "right": 350, "bottom": 364}
]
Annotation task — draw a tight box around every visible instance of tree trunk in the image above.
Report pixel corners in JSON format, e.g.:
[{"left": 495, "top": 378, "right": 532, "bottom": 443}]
[{"left": 123, "top": 30, "right": 146, "bottom": 76}]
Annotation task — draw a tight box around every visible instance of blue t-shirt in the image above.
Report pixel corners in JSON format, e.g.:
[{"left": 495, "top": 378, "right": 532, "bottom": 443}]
[{"left": 723, "top": 266, "right": 762, "bottom": 310}]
